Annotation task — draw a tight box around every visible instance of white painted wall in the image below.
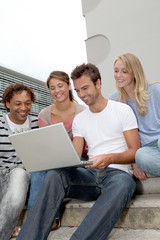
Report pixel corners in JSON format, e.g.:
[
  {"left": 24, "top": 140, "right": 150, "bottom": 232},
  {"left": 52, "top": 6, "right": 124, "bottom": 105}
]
[{"left": 81, "top": 0, "right": 160, "bottom": 97}]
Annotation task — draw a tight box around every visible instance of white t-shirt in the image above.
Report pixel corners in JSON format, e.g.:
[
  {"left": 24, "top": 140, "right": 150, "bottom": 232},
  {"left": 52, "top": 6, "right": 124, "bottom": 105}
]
[
  {"left": 72, "top": 100, "right": 138, "bottom": 174},
  {"left": 6, "top": 114, "right": 30, "bottom": 133}
]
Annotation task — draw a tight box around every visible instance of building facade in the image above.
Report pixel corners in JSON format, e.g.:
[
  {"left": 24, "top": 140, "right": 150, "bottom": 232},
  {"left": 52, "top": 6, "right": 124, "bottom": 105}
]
[{"left": 0, "top": 65, "right": 53, "bottom": 116}]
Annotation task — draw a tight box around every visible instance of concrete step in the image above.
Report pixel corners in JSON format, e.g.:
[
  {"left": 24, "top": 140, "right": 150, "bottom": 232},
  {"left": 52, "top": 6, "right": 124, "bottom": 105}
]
[
  {"left": 10, "top": 227, "right": 160, "bottom": 240},
  {"left": 47, "top": 227, "right": 160, "bottom": 240},
  {"left": 135, "top": 175, "right": 160, "bottom": 194},
  {"left": 17, "top": 176, "right": 160, "bottom": 230},
  {"left": 61, "top": 194, "right": 160, "bottom": 229}
]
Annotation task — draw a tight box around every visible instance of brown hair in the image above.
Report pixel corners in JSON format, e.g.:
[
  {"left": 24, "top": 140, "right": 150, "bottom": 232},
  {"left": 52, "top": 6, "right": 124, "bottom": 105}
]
[
  {"left": 46, "top": 71, "right": 74, "bottom": 101},
  {"left": 2, "top": 82, "right": 36, "bottom": 112},
  {"left": 71, "top": 63, "right": 101, "bottom": 85}
]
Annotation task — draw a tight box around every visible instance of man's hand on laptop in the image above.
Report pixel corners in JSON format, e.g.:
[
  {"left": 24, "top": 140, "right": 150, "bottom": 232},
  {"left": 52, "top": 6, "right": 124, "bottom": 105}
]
[{"left": 85, "top": 154, "right": 111, "bottom": 170}]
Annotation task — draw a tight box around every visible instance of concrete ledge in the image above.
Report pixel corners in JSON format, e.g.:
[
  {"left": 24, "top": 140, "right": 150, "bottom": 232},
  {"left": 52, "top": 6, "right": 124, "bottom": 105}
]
[
  {"left": 10, "top": 227, "right": 160, "bottom": 240},
  {"left": 17, "top": 194, "right": 160, "bottom": 229},
  {"left": 46, "top": 228, "right": 160, "bottom": 240},
  {"left": 61, "top": 194, "right": 160, "bottom": 229},
  {"left": 135, "top": 176, "right": 160, "bottom": 194},
  {"left": 17, "top": 176, "right": 160, "bottom": 230},
  {"left": 116, "top": 194, "right": 160, "bottom": 229}
]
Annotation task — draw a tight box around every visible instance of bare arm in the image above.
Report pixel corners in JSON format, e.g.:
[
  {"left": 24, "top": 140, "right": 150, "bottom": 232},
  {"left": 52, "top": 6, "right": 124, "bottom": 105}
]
[
  {"left": 86, "top": 128, "right": 140, "bottom": 170},
  {"left": 72, "top": 136, "right": 84, "bottom": 158}
]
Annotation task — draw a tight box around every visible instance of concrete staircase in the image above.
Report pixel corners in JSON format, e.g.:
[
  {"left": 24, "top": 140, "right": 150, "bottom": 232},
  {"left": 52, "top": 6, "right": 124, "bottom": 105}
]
[
  {"left": 60, "top": 175, "right": 160, "bottom": 229},
  {"left": 18, "top": 175, "right": 160, "bottom": 230}
]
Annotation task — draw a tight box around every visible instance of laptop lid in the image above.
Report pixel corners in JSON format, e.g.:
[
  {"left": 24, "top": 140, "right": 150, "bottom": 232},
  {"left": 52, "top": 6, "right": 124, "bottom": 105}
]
[{"left": 9, "top": 123, "right": 91, "bottom": 172}]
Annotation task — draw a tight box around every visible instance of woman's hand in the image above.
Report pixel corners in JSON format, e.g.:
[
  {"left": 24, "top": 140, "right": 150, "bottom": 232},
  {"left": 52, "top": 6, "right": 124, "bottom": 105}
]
[{"left": 132, "top": 163, "right": 147, "bottom": 180}]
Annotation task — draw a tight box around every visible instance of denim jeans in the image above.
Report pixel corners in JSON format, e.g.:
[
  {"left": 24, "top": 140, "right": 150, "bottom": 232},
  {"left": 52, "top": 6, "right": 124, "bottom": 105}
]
[
  {"left": 28, "top": 171, "right": 48, "bottom": 210},
  {"left": 27, "top": 170, "right": 60, "bottom": 219},
  {"left": 0, "top": 168, "right": 30, "bottom": 240},
  {"left": 136, "top": 138, "right": 160, "bottom": 176},
  {"left": 17, "top": 167, "right": 135, "bottom": 240}
]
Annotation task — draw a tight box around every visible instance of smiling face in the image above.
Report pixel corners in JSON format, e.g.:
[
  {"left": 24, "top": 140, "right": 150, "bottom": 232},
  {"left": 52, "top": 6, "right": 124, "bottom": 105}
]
[
  {"left": 6, "top": 90, "right": 32, "bottom": 124},
  {"left": 48, "top": 78, "right": 71, "bottom": 103},
  {"left": 114, "top": 59, "right": 135, "bottom": 90},
  {"left": 73, "top": 75, "right": 100, "bottom": 106}
]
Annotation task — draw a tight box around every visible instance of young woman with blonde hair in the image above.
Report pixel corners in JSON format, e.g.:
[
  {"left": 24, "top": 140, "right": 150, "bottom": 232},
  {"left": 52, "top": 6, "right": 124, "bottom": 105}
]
[{"left": 109, "top": 53, "right": 160, "bottom": 179}]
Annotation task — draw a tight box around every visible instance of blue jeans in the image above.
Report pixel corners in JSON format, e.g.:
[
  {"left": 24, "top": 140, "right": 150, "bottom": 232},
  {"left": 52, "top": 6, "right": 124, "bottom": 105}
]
[
  {"left": 136, "top": 138, "right": 160, "bottom": 176},
  {"left": 17, "top": 167, "right": 136, "bottom": 240},
  {"left": 0, "top": 168, "right": 30, "bottom": 240},
  {"left": 28, "top": 171, "right": 48, "bottom": 210},
  {"left": 27, "top": 171, "right": 60, "bottom": 219}
]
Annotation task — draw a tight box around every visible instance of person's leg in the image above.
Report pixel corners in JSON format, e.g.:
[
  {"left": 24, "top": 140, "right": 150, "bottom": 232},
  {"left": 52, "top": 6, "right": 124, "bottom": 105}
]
[
  {"left": 71, "top": 168, "right": 136, "bottom": 240},
  {"left": 0, "top": 168, "right": 30, "bottom": 240},
  {"left": 17, "top": 167, "right": 100, "bottom": 240},
  {"left": 28, "top": 171, "right": 47, "bottom": 210},
  {"left": 28, "top": 170, "right": 61, "bottom": 225},
  {"left": 13, "top": 170, "right": 60, "bottom": 238},
  {"left": 136, "top": 145, "right": 160, "bottom": 176}
]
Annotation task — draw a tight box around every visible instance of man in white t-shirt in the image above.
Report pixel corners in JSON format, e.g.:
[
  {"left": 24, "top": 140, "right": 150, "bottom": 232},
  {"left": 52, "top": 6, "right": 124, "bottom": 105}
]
[
  {"left": 0, "top": 82, "right": 38, "bottom": 240},
  {"left": 17, "top": 63, "right": 140, "bottom": 240}
]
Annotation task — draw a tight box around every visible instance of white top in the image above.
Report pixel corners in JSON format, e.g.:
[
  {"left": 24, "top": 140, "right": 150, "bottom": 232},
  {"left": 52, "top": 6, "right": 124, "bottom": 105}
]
[
  {"left": 72, "top": 100, "right": 138, "bottom": 175},
  {"left": 6, "top": 114, "right": 30, "bottom": 133}
]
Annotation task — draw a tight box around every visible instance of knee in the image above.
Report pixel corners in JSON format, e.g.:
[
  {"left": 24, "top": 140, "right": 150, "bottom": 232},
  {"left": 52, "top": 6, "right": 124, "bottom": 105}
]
[
  {"left": 9, "top": 168, "right": 30, "bottom": 203},
  {"left": 104, "top": 173, "right": 136, "bottom": 205},
  {"left": 108, "top": 173, "right": 136, "bottom": 196},
  {"left": 119, "top": 174, "right": 136, "bottom": 192},
  {"left": 44, "top": 169, "right": 62, "bottom": 185},
  {"left": 11, "top": 168, "right": 30, "bottom": 185},
  {"left": 135, "top": 147, "right": 149, "bottom": 167},
  {"left": 44, "top": 169, "right": 68, "bottom": 190}
]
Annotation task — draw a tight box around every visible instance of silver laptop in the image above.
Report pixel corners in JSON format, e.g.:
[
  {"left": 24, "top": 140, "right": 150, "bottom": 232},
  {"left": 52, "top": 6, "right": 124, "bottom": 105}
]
[{"left": 9, "top": 123, "right": 92, "bottom": 172}]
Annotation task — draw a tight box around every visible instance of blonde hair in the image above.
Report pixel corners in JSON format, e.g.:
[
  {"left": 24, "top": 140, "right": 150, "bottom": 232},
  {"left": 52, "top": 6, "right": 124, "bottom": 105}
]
[{"left": 114, "top": 53, "right": 149, "bottom": 116}]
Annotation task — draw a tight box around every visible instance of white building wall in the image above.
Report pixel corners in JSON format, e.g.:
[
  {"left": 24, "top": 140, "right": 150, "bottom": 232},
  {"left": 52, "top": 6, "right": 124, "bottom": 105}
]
[{"left": 81, "top": 0, "right": 160, "bottom": 97}]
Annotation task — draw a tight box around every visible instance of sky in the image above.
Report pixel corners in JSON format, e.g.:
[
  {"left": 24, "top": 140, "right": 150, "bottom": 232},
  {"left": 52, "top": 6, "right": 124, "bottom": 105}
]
[{"left": 0, "top": 0, "right": 87, "bottom": 83}]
